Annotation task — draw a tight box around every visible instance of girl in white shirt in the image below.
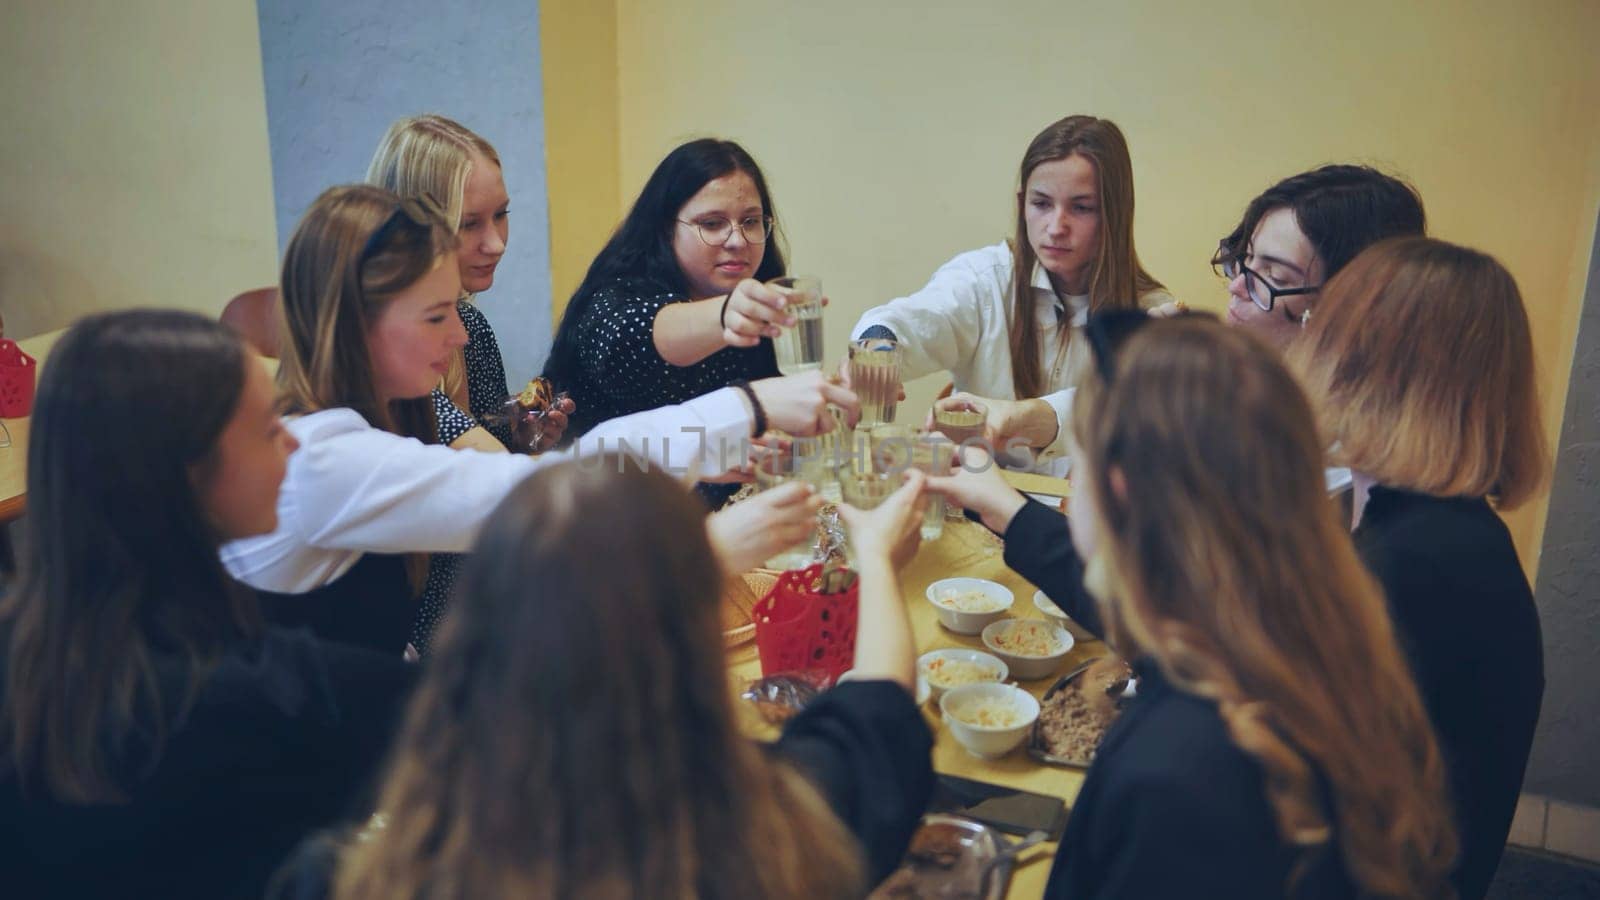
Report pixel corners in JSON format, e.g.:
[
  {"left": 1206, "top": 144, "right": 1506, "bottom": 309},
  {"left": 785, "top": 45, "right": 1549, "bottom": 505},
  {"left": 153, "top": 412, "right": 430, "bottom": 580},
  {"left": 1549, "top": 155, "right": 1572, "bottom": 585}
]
[
  {"left": 852, "top": 115, "right": 1171, "bottom": 469},
  {"left": 221, "top": 185, "right": 855, "bottom": 646}
]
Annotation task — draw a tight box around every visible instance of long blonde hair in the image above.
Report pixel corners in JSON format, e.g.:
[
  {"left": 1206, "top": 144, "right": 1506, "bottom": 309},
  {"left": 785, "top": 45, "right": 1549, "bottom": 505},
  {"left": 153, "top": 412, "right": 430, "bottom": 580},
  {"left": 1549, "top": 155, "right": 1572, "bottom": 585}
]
[
  {"left": 367, "top": 114, "right": 502, "bottom": 405},
  {"left": 1289, "top": 236, "right": 1548, "bottom": 509},
  {"left": 1009, "top": 115, "right": 1164, "bottom": 399},
  {"left": 1075, "top": 318, "right": 1456, "bottom": 898},
  {"left": 332, "top": 460, "right": 865, "bottom": 900}
]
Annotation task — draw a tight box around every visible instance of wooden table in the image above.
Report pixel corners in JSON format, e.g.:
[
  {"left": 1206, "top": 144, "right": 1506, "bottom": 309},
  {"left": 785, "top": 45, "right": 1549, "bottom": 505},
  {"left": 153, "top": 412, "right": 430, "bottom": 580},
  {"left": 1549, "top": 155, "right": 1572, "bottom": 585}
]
[{"left": 729, "top": 479, "right": 1094, "bottom": 899}]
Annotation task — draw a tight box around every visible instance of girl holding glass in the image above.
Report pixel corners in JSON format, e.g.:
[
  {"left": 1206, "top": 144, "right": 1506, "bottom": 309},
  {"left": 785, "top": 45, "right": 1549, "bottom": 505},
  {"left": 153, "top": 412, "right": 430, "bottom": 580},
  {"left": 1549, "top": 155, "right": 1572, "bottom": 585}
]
[
  {"left": 852, "top": 115, "right": 1172, "bottom": 470},
  {"left": 544, "top": 139, "right": 809, "bottom": 505}
]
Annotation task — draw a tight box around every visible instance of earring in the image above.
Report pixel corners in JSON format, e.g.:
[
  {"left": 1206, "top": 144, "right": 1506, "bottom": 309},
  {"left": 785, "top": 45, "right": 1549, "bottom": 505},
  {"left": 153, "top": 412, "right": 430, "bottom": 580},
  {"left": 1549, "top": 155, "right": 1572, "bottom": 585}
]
[{"left": 1300, "top": 307, "right": 1313, "bottom": 327}]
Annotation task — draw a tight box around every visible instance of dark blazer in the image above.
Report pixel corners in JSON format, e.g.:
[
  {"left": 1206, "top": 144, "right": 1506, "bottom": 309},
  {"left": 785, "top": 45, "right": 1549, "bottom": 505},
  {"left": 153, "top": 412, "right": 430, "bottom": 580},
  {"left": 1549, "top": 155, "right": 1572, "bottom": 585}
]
[
  {"left": 1, "top": 626, "right": 414, "bottom": 900},
  {"left": 1354, "top": 486, "right": 1544, "bottom": 900}
]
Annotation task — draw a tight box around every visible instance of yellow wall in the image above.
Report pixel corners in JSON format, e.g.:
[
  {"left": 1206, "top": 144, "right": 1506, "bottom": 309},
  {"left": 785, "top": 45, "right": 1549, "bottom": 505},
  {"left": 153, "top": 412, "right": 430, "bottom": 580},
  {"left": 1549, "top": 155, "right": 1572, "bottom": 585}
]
[
  {"left": 0, "top": 0, "right": 279, "bottom": 338},
  {"left": 608, "top": 0, "right": 1600, "bottom": 573},
  {"left": 541, "top": 0, "right": 621, "bottom": 320}
]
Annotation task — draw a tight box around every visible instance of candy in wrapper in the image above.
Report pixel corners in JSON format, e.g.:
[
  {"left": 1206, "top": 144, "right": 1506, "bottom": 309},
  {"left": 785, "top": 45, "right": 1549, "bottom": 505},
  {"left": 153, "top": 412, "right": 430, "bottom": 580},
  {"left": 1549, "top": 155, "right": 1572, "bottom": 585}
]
[
  {"left": 499, "top": 376, "right": 569, "bottom": 452},
  {"left": 741, "top": 669, "right": 838, "bottom": 725}
]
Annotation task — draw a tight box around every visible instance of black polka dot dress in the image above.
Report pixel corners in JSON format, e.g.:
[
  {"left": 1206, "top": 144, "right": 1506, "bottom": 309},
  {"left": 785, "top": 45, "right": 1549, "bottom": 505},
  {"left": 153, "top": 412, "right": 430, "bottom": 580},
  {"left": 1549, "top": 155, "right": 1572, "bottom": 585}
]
[
  {"left": 413, "top": 300, "right": 515, "bottom": 655},
  {"left": 559, "top": 276, "right": 778, "bottom": 507}
]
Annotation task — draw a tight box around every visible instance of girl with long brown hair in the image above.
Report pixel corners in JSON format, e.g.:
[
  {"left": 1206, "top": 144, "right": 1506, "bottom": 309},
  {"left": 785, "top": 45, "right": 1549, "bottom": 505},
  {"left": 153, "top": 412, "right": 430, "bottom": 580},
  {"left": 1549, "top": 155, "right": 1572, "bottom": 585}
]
[
  {"left": 222, "top": 184, "right": 861, "bottom": 654},
  {"left": 933, "top": 316, "right": 1456, "bottom": 897},
  {"left": 1, "top": 310, "right": 414, "bottom": 899},
  {"left": 852, "top": 114, "right": 1171, "bottom": 472},
  {"left": 1290, "top": 237, "right": 1548, "bottom": 899},
  {"left": 274, "top": 459, "right": 934, "bottom": 899}
]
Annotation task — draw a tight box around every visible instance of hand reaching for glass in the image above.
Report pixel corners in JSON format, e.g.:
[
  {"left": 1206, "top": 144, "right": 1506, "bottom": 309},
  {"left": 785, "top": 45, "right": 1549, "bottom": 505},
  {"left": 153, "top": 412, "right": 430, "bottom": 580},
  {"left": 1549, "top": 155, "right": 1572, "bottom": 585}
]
[
  {"left": 722, "top": 279, "right": 796, "bottom": 347},
  {"left": 837, "top": 470, "right": 927, "bottom": 572},
  {"left": 706, "top": 481, "right": 824, "bottom": 574},
  {"left": 923, "top": 445, "right": 1028, "bottom": 535},
  {"left": 749, "top": 370, "right": 860, "bottom": 435},
  {"left": 930, "top": 392, "right": 1059, "bottom": 454}
]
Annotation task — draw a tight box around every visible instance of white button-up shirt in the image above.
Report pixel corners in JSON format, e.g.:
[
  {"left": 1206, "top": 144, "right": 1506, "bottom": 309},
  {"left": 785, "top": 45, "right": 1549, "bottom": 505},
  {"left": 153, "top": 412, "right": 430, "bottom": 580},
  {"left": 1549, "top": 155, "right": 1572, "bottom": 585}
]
[
  {"left": 853, "top": 242, "right": 1171, "bottom": 470},
  {"left": 222, "top": 387, "right": 751, "bottom": 593}
]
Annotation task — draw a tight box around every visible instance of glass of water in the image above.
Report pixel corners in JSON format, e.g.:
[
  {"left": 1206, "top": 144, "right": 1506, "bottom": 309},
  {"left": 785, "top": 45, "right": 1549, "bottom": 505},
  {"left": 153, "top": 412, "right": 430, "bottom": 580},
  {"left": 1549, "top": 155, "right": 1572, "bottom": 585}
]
[
  {"left": 769, "top": 276, "right": 824, "bottom": 375},
  {"left": 909, "top": 436, "right": 948, "bottom": 541},
  {"left": 753, "top": 449, "right": 825, "bottom": 570},
  {"left": 848, "top": 339, "right": 903, "bottom": 426}
]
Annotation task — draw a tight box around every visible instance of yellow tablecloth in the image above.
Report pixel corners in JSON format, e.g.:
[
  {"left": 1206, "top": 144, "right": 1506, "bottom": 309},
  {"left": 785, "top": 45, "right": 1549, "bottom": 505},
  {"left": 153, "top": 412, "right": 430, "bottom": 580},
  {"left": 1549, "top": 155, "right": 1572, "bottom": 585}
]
[{"left": 729, "top": 506, "right": 1096, "bottom": 899}]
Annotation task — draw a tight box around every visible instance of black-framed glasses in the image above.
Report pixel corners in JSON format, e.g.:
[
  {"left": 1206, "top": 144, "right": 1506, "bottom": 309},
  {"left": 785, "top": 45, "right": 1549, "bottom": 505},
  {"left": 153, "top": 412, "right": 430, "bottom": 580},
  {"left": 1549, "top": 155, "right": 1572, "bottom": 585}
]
[
  {"left": 1219, "top": 255, "right": 1321, "bottom": 313},
  {"left": 361, "top": 193, "right": 447, "bottom": 266},
  {"left": 676, "top": 214, "right": 774, "bottom": 246}
]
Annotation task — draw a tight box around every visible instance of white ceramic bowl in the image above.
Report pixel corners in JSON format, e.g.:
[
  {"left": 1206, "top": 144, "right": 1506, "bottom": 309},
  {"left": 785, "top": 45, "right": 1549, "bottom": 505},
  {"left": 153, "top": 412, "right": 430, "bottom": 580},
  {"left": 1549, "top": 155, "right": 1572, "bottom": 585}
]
[
  {"left": 1033, "top": 589, "right": 1095, "bottom": 640},
  {"left": 939, "top": 683, "right": 1041, "bottom": 759},
  {"left": 926, "top": 578, "right": 1014, "bottom": 635},
  {"left": 981, "top": 619, "right": 1074, "bottom": 680},
  {"left": 917, "top": 648, "right": 1009, "bottom": 703}
]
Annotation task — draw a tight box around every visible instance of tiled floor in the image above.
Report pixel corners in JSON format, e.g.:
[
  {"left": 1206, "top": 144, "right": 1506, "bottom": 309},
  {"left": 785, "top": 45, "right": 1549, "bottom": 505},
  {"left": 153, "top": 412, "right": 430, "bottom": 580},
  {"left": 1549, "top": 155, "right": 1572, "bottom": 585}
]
[{"left": 1488, "top": 847, "right": 1600, "bottom": 899}]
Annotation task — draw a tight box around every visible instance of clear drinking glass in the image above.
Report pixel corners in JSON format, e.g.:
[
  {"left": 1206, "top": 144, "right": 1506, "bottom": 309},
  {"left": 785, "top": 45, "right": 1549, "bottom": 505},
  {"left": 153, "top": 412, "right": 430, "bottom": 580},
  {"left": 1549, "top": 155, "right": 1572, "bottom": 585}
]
[
  {"left": 754, "top": 449, "right": 825, "bottom": 570},
  {"left": 836, "top": 457, "right": 897, "bottom": 511},
  {"left": 933, "top": 404, "right": 988, "bottom": 449},
  {"left": 848, "top": 339, "right": 903, "bottom": 426},
  {"left": 770, "top": 276, "right": 824, "bottom": 375},
  {"left": 910, "top": 437, "right": 947, "bottom": 541}
]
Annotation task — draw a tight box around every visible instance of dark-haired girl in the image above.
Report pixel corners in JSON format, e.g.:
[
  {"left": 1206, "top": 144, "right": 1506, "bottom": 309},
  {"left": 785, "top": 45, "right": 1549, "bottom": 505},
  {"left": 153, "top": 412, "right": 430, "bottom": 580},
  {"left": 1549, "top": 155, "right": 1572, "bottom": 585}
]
[
  {"left": 0, "top": 310, "right": 414, "bottom": 899},
  {"left": 544, "top": 139, "right": 799, "bottom": 504}
]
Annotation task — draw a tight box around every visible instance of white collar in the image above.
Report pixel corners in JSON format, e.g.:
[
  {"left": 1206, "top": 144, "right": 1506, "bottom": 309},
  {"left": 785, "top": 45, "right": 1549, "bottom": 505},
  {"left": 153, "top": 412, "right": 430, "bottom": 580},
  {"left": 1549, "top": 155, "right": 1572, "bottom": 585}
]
[{"left": 1030, "top": 260, "right": 1089, "bottom": 327}]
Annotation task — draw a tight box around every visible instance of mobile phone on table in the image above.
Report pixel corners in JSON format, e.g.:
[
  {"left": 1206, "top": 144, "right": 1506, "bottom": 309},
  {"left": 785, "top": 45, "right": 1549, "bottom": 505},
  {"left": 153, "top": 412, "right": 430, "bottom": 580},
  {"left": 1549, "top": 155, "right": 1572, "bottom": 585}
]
[{"left": 928, "top": 773, "right": 1068, "bottom": 841}]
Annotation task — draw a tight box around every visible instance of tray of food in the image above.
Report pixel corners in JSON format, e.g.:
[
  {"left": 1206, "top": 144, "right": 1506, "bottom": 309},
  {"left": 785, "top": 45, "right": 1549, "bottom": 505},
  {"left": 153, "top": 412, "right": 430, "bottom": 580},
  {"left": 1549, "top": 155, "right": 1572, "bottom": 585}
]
[
  {"left": 1028, "top": 656, "right": 1133, "bottom": 768},
  {"left": 870, "top": 814, "right": 1015, "bottom": 900}
]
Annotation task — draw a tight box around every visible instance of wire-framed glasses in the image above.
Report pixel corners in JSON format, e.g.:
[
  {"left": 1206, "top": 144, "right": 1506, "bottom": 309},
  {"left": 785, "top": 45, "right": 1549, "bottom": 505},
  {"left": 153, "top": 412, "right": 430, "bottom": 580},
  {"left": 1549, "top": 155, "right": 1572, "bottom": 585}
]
[{"left": 676, "top": 214, "right": 774, "bottom": 246}]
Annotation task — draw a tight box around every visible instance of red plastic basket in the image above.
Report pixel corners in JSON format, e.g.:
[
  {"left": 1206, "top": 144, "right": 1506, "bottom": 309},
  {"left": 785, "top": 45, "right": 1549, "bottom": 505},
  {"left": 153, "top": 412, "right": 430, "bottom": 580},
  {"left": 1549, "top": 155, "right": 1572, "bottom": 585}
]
[
  {"left": 751, "top": 563, "right": 859, "bottom": 679},
  {"left": 0, "top": 339, "right": 37, "bottom": 418}
]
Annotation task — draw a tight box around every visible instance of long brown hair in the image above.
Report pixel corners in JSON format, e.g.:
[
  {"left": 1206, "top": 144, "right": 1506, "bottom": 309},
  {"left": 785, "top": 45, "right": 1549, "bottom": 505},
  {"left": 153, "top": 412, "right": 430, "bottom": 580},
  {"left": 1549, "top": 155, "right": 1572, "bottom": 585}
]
[
  {"left": 1289, "top": 237, "right": 1547, "bottom": 509},
  {"left": 2, "top": 311, "right": 261, "bottom": 802},
  {"left": 1009, "top": 115, "right": 1164, "bottom": 398},
  {"left": 276, "top": 184, "right": 454, "bottom": 442},
  {"left": 1074, "top": 319, "right": 1457, "bottom": 897},
  {"left": 367, "top": 113, "right": 502, "bottom": 404},
  {"left": 332, "top": 459, "right": 864, "bottom": 899}
]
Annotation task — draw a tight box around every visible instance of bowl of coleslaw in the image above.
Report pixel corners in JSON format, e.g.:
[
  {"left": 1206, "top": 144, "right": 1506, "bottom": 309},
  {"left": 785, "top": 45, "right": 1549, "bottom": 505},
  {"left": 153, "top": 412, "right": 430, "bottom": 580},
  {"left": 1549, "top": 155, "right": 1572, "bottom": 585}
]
[
  {"left": 925, "top": 578, "right": 1014, "bottom": 635},
  {"left": 981, "top": 619, "right": 1074, "bottom": 680}
]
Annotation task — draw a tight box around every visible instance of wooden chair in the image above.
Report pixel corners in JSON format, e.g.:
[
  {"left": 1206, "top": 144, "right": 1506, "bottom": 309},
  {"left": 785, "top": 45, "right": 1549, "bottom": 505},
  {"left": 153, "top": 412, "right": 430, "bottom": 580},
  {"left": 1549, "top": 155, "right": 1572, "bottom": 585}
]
[{"left": 220, "top": 287, "right": 282, "bottom": 358}]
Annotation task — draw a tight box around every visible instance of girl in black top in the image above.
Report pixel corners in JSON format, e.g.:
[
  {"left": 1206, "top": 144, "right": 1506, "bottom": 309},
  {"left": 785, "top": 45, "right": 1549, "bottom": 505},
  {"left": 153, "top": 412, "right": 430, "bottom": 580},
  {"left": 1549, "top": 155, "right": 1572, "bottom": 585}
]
[
  {"left": 0, "top": 310, "right": 414, "bottom": 899},
  {"left": 1291, "top": 237, "right": 1550, "bottom": 900},
  {"left": 544, "top": 139, "right": 801, "bottom": 506},
  {"left": 934, "top": 317, "right": 1457, "bottom": 899},
  {"left": 275, "top": 458, "right": 934, "bottom": 900}
]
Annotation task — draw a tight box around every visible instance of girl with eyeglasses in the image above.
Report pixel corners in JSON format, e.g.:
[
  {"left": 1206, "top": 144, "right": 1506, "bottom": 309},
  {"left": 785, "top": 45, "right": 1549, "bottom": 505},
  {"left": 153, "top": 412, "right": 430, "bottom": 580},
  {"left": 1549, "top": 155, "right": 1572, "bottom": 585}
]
[
  {"left": 1210, "top": 164, "right": 1425, "bottom": 350},
  {"left": 1, "top": 311, "right": 414, "bottom": 899},
  {"left": 544, "top": 139, "right": 799, "bottom": 506},
  {"left": 853, "top": 115, "right": 1172, "bottom": 473},
  {"left": 1290, "top": 237, "right": 1548, "bottom": 900},
  {"left": 937, "top": 317, "right": 1457, "bottom": 898},
  {"left": 221, "top": 185, "right": 858, "bottom": 654},
  {"left": 272, "top": 459, "right": 934, "bottom": 900}
]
